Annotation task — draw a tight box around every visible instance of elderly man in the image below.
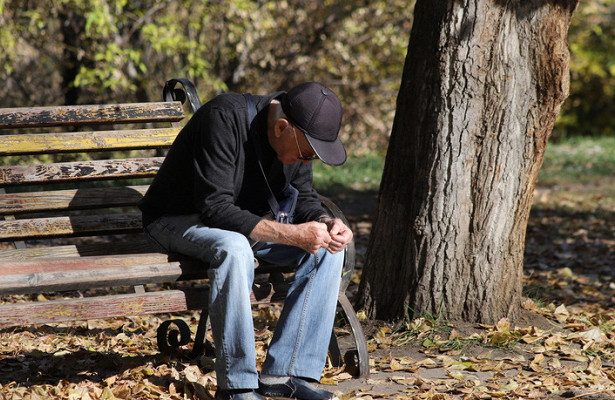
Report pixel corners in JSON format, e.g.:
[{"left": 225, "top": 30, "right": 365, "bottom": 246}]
[{"left": 139, "top": 82, "right": 353, "bottom": 400}]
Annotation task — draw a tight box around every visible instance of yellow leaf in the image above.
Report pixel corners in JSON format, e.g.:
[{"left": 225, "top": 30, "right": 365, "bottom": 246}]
[
  {"left": 390, "top": 358, "right": 405, "bottom": 371},
  {"left": 448, "top": 329, "right": 462, "bottom": 339},
  {"left": 437, "top": 355, "right": 456, "bottom": 367},
  {"left": 544, "top": 334, "right": 564, "bottom": 349},
  {"left": 446, "top": 368, "right": 466, "bottom": 380},
  {"left": 477, "top": 350, "right": 493, "bottom": 360},
  {"left": 500, "top": 380, "right": 519, "bottom": 392},
  {"left": 339, "top": 391, "right": 357, "bottom": 400},
  {"left": 496, "top": 318, "right": 510, "bottom": 332},
  {"left": 104, "top": 376, "right": 117, "bottom": 386},
  {"left": 557, "top": 267, "right": 573, "bottom": 278},
  {"left": 531, "top": 353, "right": 545, "bottom": 365},
  {"left": 548, "top": 357, "right": 561, "bottom": 369},
  {"left": 111, "top": 384, "right": 131, "bottom": 399},
  {"left": 576, "top": 327, "right": 607, "bottom": 343},
  {"left": 554, "top": 304, "right": 570, "bottom": 323},
  {"left": 183, "top": 365, "right": 203, "bottom": 383},
  {"left": 335, "top": 372, "right": 353, "bottom": 381},
  {"left": 416, "top": 358, "right": 438, "bottom": 368},
  {"left": 319, "top": 377, "right": 338, "bottom": 386},
  {"left": 521, "top": 297, "right": 538, "bottom": 311},
  {"left": 375, "top": 326, "right": 391, "bottom": 337},
  {"left": 587, "top": 356, "right": 602, "bottom": 375},
  {"left": 99, "top": 388, "right": 119, "bottom": 400}
]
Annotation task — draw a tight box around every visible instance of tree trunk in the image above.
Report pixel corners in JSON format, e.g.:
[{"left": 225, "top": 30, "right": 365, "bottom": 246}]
[
  {"left": 59, "top": 9, "right": 85, "bottom": 106},
  {"left": 357, "top": 0, "right": 578, "bottom": 324}
]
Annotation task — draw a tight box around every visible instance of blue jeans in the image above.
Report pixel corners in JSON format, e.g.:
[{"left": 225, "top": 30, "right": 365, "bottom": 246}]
[{"left": 144, "top": 214, "right": 344, "bottom": 389}]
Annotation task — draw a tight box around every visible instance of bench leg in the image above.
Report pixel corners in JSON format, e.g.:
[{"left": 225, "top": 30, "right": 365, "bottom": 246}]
[
  {"left": 329, "top": 293, "right": 370, "bottom": 378},
  {"left": 190, "top": 308, "right": 213, "bottom": 359},
  {"left": 156, "top": 318, "right": 191, "bottom": 354},
  {"left": 156, "top": 308, "right": 214, "bottom": 359}
]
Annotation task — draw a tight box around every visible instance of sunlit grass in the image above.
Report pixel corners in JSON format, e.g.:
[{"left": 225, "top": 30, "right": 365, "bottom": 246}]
[
  {"left": 312, "top": 151, "right": 385, "bottom": 193},
  {"left": 313, "top": 136, "right": 615, "bottom": 200},
  {"left": 540, "top": 136, "right": 615, "bottom": 185},
  {"left": 536, "top": 136, "right": 615, "bottom": 212}
]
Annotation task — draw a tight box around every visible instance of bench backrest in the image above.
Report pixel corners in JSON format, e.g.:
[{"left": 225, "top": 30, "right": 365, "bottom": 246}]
[{"left": 0, "top": 80, "right": 200, "bottom": 259}]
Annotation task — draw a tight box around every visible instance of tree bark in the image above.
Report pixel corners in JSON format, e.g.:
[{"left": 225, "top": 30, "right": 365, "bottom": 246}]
[{"left": 358, "top": 0, "right": 578, "bottom": 324}]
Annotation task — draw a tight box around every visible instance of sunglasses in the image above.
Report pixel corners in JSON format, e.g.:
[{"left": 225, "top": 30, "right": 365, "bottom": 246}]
[{"left": 290, "top": 125, "right": 318, "bottom": 161}]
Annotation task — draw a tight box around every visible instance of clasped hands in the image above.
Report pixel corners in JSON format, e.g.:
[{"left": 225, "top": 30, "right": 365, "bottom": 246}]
[
  {"left": 250, "top": 216, "right": 353, "bottom": 254},
  {"left": 297, "top": 217, "right": 353, "bottom": 255}
]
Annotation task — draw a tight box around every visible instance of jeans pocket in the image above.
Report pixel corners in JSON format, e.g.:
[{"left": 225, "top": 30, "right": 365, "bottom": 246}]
[{"left": 143, "top": 220, "right": 170, "bottom": 253}]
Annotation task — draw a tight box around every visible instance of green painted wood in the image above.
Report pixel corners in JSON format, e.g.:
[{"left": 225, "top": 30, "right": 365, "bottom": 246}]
[{"left": 0, "top": 128, "right": 178, "bottom": 156}]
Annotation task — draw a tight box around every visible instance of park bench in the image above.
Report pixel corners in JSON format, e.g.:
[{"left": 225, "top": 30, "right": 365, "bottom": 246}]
[{"left": 0, "top": 79, "right": 369, "bottom": 378}]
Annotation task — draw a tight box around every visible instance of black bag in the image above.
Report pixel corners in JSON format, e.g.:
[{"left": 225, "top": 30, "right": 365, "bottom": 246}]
[{"left": 276, "top": 184, "right": 299, "bottom": 224}]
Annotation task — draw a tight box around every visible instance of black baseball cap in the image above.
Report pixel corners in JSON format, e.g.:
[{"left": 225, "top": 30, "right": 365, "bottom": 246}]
[{"left": 280, "top": 82, "right": 346, "bottom": 166}]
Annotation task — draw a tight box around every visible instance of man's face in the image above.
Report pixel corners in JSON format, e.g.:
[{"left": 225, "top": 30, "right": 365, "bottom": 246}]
[{"left": 276, "top": 122, "right": 318, "bottom": 165}]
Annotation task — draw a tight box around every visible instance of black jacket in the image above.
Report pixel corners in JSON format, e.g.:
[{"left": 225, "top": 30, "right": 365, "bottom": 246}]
[{"left": 138, "top": 92, "right": 327, "bottom": 237}]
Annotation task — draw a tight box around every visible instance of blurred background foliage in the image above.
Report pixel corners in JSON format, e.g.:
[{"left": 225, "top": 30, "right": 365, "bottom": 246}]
[
  {"left": 558, "top": 0, "right": 615, "bottom": 139},
  {"left": 0, "top": 0, "right": 612, "bottom": 155},
  {"left": 0, "top": 0, "right": 412, "bottom": 156}
]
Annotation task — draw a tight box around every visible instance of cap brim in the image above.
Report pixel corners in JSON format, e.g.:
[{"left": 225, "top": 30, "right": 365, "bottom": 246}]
[{"left": 304, "top": 134, "right": 347, "bottom": 166}]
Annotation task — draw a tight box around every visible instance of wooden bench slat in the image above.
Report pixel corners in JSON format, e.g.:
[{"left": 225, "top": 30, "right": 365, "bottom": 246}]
[
  {"left": 0, "top": 255, "right": 206, "bottom": 295},
  {"left": 0, "top": 186, "right": 147, "bottom": 215},
  {"left": 0, "top": 157, "right": 163, "bottom": 186},
  {"left": 0, "top": 290, "right": 207, "bottom": 328},
  {"left": 1, "top": 253, "right": 178, "bottom": 275},
  {"left": 0, "top": 128, "right": 179, "bottom": 156},
  {"left": 0, "top": 285, "right": 281, "bottom": 329},
  {"left": 0, "top": 241, "right": 153, "bottom": 261},
  {"left": 0, "top": 213, "right": 142, "bottom": 241},
  {"left": 0, "top": 102, "right": 184, "bottom": 129}
]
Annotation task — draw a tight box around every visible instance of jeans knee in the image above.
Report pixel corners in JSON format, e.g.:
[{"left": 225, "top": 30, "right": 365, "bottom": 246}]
[
  {"left": 207, "top": 232, "right": 254, "bottom": 269},
  {"left": 318, "top": 247, "right": 344, "bottom": 269}
]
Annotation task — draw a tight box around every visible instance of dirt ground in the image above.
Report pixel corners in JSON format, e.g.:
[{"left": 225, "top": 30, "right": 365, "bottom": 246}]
[
  {"left": 320, "top": 310, "right": 614, "bottom": 400},
  {"left": 317, "top": 189, "right": 615, "bottom": 400},
  {"left": 1, "top": 187, "right": 614, "bottom": 399}
]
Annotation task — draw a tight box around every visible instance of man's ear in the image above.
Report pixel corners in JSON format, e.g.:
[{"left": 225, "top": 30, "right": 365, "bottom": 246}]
[{"left": 274, "top": 118, "right": 290, "bottom": 138}]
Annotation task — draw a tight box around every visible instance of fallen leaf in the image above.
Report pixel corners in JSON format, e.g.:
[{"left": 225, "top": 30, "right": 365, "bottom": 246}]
[{"left": 554, "top": 304, "right": 570, "bottom": 323}]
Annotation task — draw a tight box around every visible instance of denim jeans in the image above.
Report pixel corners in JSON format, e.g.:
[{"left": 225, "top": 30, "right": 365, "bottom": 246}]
[{"left": 144, "top": 214, "right": 344, "bottom": 389}]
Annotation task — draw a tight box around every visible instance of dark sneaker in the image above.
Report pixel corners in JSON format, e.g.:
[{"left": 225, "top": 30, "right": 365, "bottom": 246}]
[
  {"left": 257, "top": 377, "right": 337, "bottom": 400},
  {"left": 215, "top": 389, "right": 267, "bottom": 400}
]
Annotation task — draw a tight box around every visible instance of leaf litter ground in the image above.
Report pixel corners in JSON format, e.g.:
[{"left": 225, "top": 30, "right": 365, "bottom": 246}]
[{"left": 1, "top": 182, "right": 614, "bottom": 400}]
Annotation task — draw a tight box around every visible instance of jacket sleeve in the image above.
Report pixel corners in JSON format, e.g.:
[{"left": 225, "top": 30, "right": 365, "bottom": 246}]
[{"left": 191, "top": 105, "right": 263, "bottom": 236}]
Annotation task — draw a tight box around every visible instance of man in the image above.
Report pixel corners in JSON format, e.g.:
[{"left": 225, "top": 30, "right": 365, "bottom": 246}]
[{"left": 138, "top": 82, "right": 353, "bottom": 400}]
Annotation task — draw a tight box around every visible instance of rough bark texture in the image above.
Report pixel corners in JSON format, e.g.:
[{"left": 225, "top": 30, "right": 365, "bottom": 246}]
[{"left": 358, "top": 0, "right": 578, "bottom": 323}]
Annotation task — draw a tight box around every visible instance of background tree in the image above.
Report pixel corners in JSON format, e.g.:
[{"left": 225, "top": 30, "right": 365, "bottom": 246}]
[{"left": 357, "top": 0, "right": 579, "bottom": 323}]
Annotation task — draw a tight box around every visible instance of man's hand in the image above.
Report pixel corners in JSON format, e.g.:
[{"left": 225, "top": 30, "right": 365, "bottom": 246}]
[
  {"left": 250, "top": 219, "right": 332, "bottom": 254},
  {"left": 294, "top": 221, "right": 333, "bottom": 254},
  {"left": 249, "top": 217, "right": 353, "bottom": 254},
  {"left": 320, "top": 217, "right": 353, "bottom": 254}
]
